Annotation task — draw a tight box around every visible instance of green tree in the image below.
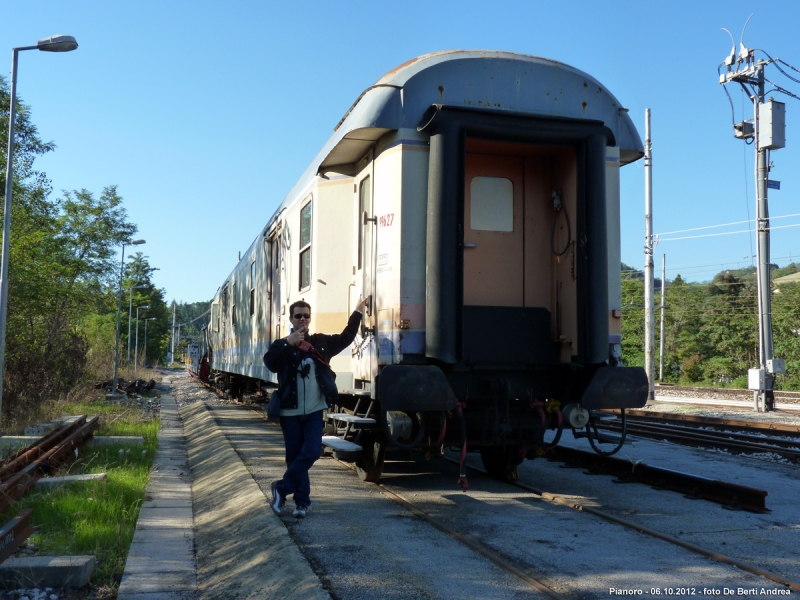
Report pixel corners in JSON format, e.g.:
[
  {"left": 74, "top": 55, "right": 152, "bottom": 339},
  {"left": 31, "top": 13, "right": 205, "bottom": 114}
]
[
  {"left": 0, "top": 76, "right": 142, "bottom": 423},
  {"left": 620, "top": 276, "right": 644, "bottom": 367},
  {"left": 771, "top": 282, "right": 800, "bottom": 390}
]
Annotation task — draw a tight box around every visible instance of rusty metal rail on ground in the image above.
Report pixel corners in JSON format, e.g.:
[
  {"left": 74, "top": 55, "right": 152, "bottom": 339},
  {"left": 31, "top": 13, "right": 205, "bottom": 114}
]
[
  {"left": 0, "top": 509, "right": 37, "bottom": 563},
  {"left": 0, "top": 416, "right": 100, "bottom": 514},
  {"left": 0, "top": 416, "right": 88, "bottom": 479},
  {"left": 545, "top": 445, "right": 769, "bottom": 513}
]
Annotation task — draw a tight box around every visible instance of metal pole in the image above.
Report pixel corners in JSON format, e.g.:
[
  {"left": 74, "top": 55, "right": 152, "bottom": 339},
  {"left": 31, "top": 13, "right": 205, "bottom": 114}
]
[
  {"left": 170, "top": 302, "right": 176, "bottom": 364},
  {"left": 135, "top": 308, "right": 141, "bottom": 373},
  {"left": 643, "top": 108, "right": 655, "bottom": 402},
  {"left": 0, "top": 49, "right": 22, "bottom": 425},
  {"left": 144, "top": 319, "right": 148, "bottom": 369},
  {"left": 755, "top": 62, "right": 775, "bottom": 412},
  {"left": 111, "top": 244, "right": 125, "bottom": 393},
  {"left": 659, "top": 254, "right": 666, "bottom": 381},
  {"left": 0, "top": 41, "right": 76, "bottom": 427},
  {"left": 127, "top": 286, "right": 133, "bottom": 378}
]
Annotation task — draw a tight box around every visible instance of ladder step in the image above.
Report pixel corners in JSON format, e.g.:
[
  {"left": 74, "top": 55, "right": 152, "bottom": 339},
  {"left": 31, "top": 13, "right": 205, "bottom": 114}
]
[
  {"left": 327, "top": 413, "right": 376, "bottom": 425},
  {"left": 322, "top": 436, "right": 362, "bottom": 453}
]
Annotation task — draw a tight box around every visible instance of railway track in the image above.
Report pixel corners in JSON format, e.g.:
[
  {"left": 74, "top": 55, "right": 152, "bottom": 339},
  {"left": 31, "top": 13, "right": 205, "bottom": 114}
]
[
  {"left": 596, "top": 411, "right": 800, "bottom": 463},
  {"left": 325, "top": 448, "right": 800, "bottom": 596},
  {"left": 438, "top": 456, "right": 800, "bottom": 593},
  {"left": 656, "top": 384, "right": 800, "bottom": 401},
  {"left": 336, "top": 457, "right": 581, "bottom": 600}
]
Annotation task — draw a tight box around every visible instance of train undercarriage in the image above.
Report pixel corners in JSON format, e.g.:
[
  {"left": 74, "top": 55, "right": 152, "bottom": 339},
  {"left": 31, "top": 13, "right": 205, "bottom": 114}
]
[{"left": 201, "top": 362, "right": 645, "bottom": 486}]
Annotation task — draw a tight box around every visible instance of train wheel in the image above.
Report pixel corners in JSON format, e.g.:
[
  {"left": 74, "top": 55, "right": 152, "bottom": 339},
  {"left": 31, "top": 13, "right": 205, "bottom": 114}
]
[
  {"left": 355, "top": 434, "right": 385, "bottom": 482},
  {"left": 480, "top": 447, "right": 522, "bottom": 482}
]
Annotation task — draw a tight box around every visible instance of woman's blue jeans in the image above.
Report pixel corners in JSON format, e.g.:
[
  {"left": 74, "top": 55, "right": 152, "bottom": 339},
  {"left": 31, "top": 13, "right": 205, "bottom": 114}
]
[{"left": 275, "top": 410, "right": 323, "bottom": 508}]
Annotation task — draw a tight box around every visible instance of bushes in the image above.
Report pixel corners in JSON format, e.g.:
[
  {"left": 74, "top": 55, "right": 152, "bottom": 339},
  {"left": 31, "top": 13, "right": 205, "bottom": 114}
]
[{"left": 621, "top": 267, "right": 800, "bottom": 389}]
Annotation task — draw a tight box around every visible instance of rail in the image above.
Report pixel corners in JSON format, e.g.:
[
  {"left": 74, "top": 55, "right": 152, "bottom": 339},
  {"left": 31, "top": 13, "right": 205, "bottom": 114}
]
[{"left": 545, "top": 445, "right": 770, "bottom": 512}]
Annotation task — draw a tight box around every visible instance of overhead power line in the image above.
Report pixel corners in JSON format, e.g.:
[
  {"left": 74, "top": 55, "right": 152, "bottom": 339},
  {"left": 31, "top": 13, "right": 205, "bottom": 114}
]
[
  {"left": 177, "top": 308, "right": 211, "bottom": 327},
  {"left": 658, "top": 222, "right": 800, "bottom": 242},
  {"left": 656, "top": 212, "right": 800, "bottom": 237}
]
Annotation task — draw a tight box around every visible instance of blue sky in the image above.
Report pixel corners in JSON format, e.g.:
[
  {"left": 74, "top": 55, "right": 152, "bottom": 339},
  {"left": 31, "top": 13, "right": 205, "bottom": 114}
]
[{"left": 3, "top": 1, "right": 800, "bottom": 303}]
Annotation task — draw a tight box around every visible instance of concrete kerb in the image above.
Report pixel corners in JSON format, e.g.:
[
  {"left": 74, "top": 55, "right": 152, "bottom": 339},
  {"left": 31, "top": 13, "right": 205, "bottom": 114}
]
[
  {"left": 0, "top": 555, "right": 95, "bottom": 590},
  {"left": 180, "top": 400, "right": 329, "bottom": 600}
]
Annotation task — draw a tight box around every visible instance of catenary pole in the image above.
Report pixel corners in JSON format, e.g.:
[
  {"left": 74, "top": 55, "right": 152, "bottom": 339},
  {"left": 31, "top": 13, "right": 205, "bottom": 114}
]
[
  {"left": 754, "top": 63, "right": 775, "bottom": 412},
  {"left": 659, "top": 254, "right": 666, "bottom": 381},
  {"left": 720, "top": 34, "right": 785, "bottom": 413},
  {"left": 643, "top": 109, "right": 655, "bottom": 402}
]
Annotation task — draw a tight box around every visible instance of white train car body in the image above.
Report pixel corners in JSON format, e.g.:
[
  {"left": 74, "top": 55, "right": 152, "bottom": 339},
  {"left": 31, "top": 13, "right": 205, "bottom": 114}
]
[{"left": 206, "top": 51, "right": 646, "bottom": 480}]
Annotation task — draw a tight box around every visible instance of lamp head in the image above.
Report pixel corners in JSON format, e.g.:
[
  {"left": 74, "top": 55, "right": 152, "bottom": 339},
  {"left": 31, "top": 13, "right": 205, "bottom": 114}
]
[
  {"left": 129, "top": 239, "right": 146, "bottom": 246},
  {"left": 139, "top": 305, "right": 151, "bottom": 310},
  {"left": 135, "top": 284, "right": 150, "bottom": 289},
  {"left": 37, "top": 35, "right": 78, "bottom": 52}
]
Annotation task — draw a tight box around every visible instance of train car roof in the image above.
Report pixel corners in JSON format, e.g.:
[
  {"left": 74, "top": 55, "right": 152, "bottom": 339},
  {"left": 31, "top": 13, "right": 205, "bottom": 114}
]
[
  {"left": 260, "top": 51, "right": 642, "bottom": 237},
  {"left": 210, "top": 50, "right": 646, "bottom": 299}
]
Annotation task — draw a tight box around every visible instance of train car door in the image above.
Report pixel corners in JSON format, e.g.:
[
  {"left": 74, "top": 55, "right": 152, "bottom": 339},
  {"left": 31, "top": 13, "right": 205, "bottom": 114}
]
[
  {"left": 220, "top": 284, "right": 229, "bottom": 363},
  {"left": 463, "top": 153, "right": 524, "bottom": 306},
  {"left": 354, "top": 152, "right": 377, "bottom": 383},
  {"left": 264, "top": 225, "right": 282, "bottom": 344}
]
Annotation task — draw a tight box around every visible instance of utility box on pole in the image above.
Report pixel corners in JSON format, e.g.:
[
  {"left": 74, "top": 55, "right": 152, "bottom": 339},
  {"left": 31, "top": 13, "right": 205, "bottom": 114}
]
[{"left": 759, "top": 99, "right": 786, "bottom": 149}]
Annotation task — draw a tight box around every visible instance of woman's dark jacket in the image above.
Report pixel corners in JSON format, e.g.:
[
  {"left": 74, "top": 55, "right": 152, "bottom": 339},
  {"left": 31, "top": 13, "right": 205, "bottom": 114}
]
[{"left": 263, "top": 311, "right": 363, "bottom": 410}]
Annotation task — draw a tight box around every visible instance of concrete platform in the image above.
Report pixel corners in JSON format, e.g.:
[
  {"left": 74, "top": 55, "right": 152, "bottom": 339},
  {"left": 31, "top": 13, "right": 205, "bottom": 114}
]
[
  {"left": 115, "top": 379, "right": 330, "bottom": 599},
  {"left": 117, "top": 395, "right": 197, "bottom": 600},
  {"left": 0, "top": 555, "right": 94, "bottom": 590},
  {"left": 182, "top": 400, "right": 329, "bottom": 600}
]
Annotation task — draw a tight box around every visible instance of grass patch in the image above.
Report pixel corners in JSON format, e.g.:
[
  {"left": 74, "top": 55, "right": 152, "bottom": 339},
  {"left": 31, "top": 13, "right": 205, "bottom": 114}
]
[{"left": 1, "top": 396, "right": 159, "bottom": 590}]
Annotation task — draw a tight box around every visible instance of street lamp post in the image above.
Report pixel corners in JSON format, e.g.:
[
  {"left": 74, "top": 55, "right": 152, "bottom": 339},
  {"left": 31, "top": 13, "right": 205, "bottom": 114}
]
[
  {"left": 134, "top": 305, "right": 150, "bottom": 374},
  {"left": 0, "top": 34, "right": 78, "bottom": 427},
  {"left": 127, "top": 283, "right": 150, "bottom": 378},
  {"left": 113, "top": 241, "right": 145, "bottom": 393},
  {"left": 144, "top": 317, "right": 156, "bottom": 368}
]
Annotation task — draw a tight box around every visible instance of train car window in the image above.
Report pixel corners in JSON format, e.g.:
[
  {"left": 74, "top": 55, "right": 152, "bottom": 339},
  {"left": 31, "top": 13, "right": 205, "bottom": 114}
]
[
  {"left": 470, "top": 177, "right": 513, "bottom": 231},
  {"left": 211, "top": 303, "right": 219, "bottom": 332},
  {"left": 250, "top": 260, "right": 256, "bottom": 317},
  {"left": 358, "top": 176, "right": 371, "bottom": 270},
  {"left": 299, "top": 200, "right": 312, "bottom": 290},
  {"left": 232, "top": 283, "right": 236, "bottom": 325}
]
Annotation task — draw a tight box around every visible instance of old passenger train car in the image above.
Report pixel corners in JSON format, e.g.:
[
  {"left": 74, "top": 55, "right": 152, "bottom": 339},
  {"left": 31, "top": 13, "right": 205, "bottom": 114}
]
[{"left": 205, "top": 50, "right": 647, "bottom": 483}]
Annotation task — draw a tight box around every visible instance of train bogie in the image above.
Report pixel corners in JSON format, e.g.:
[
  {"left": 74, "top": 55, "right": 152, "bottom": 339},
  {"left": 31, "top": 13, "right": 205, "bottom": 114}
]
[{"left": 206, "top": 51, "right": 648, "bottom": 483}]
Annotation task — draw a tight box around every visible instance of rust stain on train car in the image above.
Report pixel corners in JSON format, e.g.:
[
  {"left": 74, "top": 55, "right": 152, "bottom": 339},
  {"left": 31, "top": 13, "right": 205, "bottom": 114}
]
[
  {"left": 378, "top": 56, "right": 421, "bottom": 82},
  {"left": 582, "top": 101, "right": 588, "bottom": 113}
]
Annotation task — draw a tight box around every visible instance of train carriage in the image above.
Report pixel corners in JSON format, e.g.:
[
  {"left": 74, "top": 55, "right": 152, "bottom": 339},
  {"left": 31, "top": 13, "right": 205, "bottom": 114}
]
[{"left": 204, "top": 50, "right": 648, "bottom": 483}]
